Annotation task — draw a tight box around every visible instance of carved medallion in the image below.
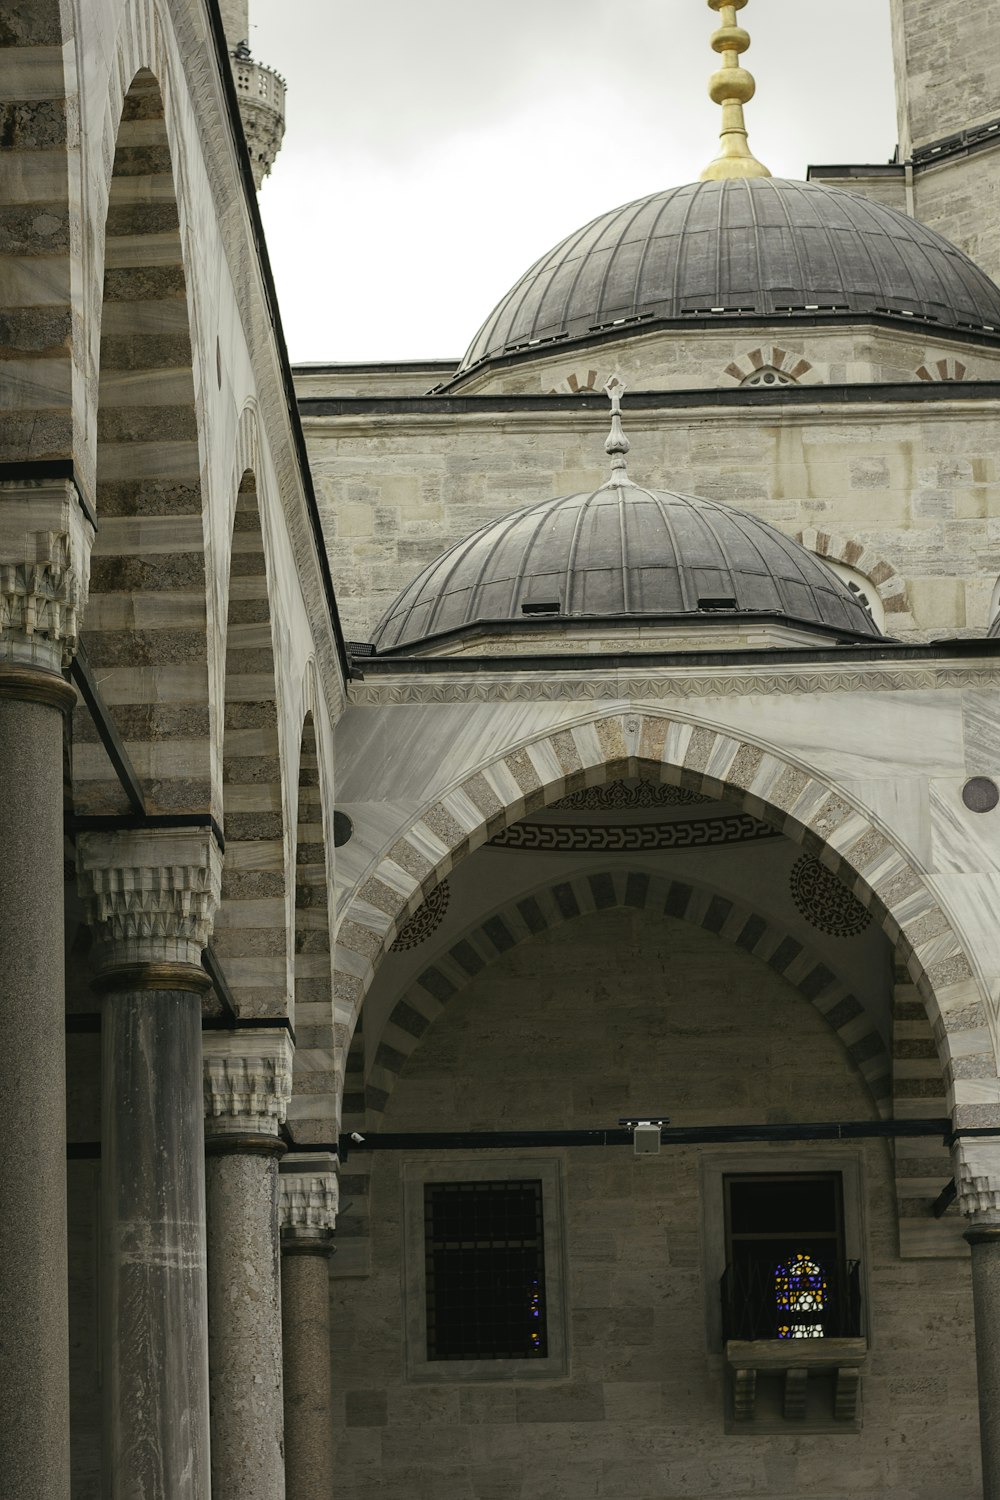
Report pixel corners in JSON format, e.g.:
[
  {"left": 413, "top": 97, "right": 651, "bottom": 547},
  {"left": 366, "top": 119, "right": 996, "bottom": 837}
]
[
  {"left": 789, "top": 856, "right": 871, "bottom": 938},
  {"left": 391, "top": 881, "right": 450, "bottom": 951}
]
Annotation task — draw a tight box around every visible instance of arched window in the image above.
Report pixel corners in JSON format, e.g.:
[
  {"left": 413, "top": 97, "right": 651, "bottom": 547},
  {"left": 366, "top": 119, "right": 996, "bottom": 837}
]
[
  {"left": 740, "top": 366, "right": 797, "bottom": 388},
  {"left": 775, "top": 1252, "right": 827, "bottom": 1339},
  {"left": 820, "top": 557, "right": 886, "bottom": 633}
]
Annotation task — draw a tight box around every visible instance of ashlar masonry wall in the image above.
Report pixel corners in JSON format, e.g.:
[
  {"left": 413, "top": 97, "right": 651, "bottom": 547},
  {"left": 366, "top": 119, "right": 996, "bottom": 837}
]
[{"left": 332, "top": 910, "right": 979, "bottom": 1500}]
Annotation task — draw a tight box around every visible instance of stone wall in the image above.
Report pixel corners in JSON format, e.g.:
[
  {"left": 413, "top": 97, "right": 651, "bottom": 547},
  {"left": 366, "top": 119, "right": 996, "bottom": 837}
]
[
  {"left": 891, "top": 0, "right": 1000, "bottom": 154},
  {"left": 449, "top": 325, "right": 1000, "bottom": 397},
  {"left": 304, "top": 399, "right": 1000, "bottom": 643},
  {"left": 912, "top": 154, "right": 1000, "bottom": 294},
  {"left": 331, "top": 911, "right": 978, "bottom": 1500}
]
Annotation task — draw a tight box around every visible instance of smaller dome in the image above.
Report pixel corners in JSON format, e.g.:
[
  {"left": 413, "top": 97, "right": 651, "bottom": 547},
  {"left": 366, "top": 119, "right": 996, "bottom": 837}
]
[{"left": 371, "top": 485, "right": 880, "bottom": 652}]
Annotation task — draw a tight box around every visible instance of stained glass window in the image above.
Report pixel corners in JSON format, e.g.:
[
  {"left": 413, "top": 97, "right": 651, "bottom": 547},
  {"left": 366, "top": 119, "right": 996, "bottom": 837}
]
[
  {"left": 775, "top": 1252, "right": 828, "bottom": 1339},
  {"left": 722, "top": 1173, "right": 847, "bottom": 1341}
]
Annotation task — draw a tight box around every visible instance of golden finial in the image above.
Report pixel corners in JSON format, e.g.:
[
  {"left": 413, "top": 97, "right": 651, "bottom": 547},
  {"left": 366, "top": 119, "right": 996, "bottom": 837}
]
[
  {"left": 603, "top": 380, "right": 631, "bottom": 488},
  {"left": 700, "top": 0, "right": 771, "bottom": 181}
]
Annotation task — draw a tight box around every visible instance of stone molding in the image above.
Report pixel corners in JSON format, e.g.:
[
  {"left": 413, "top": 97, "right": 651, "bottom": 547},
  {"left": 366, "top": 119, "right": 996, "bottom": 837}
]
[
  {"left": 76, "top": 828, "right": 223, "bottom": 973},
  {"left": 279, "top": 1152, "right": 339, "bottom": 1233},
  {"left": 955, "top": 1137, "right": 1000, "bottom": 1223},
  {"left": 347, "top": 659, "right": 1000, "bottom": 706},
  {"left": 0, "top": 479, "right": 95, "bottom": 673},
  {"left": 203, "top": 1030, "right": 294, "bottom": 1137}
]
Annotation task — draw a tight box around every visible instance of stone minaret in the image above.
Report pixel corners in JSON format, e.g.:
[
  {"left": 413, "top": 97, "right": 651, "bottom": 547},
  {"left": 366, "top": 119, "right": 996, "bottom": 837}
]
[{"left": 219, "top": 0, "right": 286, "bottom": 190}]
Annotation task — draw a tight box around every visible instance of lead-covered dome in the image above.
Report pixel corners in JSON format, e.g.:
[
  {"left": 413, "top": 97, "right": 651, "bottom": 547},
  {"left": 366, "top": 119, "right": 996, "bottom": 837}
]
[
  {"left": 455, "top": 178, "right": 1000, "bottom": 379},
  {"left": 370, "top": 484, "right": 880, "bottom": 652}
]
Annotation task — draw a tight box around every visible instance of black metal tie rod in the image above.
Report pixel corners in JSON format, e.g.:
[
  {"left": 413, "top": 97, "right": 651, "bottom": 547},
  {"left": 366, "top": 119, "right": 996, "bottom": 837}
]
[{"left": 338, "top": 1118, "right": 952, "bottom": 1160}]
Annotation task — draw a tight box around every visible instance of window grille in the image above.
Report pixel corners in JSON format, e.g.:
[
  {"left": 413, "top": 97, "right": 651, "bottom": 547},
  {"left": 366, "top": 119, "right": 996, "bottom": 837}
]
[{"left": 424, "top": 1180, "right": 547, "bottom": 1360}]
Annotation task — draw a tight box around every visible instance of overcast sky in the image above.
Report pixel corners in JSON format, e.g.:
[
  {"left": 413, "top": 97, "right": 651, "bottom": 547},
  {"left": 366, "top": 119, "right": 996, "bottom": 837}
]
[{"left": 250, "top": 1, "right": 897, "bottom": 365}]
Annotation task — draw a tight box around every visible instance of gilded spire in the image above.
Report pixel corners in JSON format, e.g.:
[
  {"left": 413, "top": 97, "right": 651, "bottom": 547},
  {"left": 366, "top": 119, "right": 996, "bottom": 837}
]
[
  {"left": 603, "top": 381, "right": 631, "bottom": 488},
  {"left": 700, "top": 0, "right": 771, "bottom": 181}
]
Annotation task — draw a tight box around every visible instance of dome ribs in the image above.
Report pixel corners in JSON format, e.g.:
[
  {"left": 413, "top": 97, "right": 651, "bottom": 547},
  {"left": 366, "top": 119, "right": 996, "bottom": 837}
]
[
  {"left": 451, "top": 177, "right": 1000, "bottom": 380},
  {"left": 369, "top": 480, "right": 879, "bottom": 653}
]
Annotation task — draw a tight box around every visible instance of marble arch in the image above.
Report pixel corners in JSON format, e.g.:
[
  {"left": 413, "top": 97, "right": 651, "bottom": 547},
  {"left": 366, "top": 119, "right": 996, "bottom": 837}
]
[
  {"left": 213, "top": 469, "right": 290, "bottom": 1017},
  {"left": 334, "top": 710, "right": 992, "bottom": 1118},
  {"left": 74, "top": 67, "right": 213, "bottom": 817},
  {"left": 287, "top": 707, "right": 338, "bottom": 1143}
]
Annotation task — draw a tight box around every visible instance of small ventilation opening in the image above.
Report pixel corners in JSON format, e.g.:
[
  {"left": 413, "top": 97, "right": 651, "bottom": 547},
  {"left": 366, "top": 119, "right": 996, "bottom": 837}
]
[
  {"left": 698, "top": 596, "right": 739, "bottom": 612},
  {"left": 521, "top": 601, "right": 561, "bottom": 616}
]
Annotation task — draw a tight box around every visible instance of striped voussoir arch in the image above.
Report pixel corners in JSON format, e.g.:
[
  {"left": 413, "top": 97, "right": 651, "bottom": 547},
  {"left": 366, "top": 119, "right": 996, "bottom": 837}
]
[
  {"left": 75, "top": 64, "right": 211, "bottom": 815},
  {"left": 797, "top": 526, "right": 915, "bottom": 631},
  {"left": 369, "top": 870, "right": 891, "bottom": 1116},
  {"left": 0, "top": 2, "right": 77, "bottom": 466},
  {"left": 334, "top": 713, "right": 992, "bottom": 1126},
  {"left": 892, "top": 961, "right": 959, "bottom": 1255},
  {"left": 334, "top": 868, "right": 892, "bottom": 1265},
  {"left": 212, "top": 469, "right": 289, "bottom": 1018},
  {"left": 286, "top": 711, "right": 338, "bottom": 1144}
]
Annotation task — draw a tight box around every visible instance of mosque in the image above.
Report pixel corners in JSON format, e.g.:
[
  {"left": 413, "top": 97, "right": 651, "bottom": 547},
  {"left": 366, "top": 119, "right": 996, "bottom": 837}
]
[{"left": 3, "top": 0, "right": 1000, "bottom": 1497}]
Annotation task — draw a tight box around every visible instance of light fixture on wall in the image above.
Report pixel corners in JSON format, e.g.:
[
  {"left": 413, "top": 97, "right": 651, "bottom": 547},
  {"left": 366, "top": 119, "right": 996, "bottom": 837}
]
[{"left": 620, "top": 1118, "right": 670, "bottom": 1156}]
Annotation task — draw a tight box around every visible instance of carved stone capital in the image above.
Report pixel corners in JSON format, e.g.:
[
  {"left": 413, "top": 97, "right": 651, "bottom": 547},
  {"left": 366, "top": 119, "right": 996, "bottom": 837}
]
[
  {"left": 954, "top": 1137, "right": 1000, "bottom": 1225},
  {"left": 0, "top": 478, "right": 94, "bottom": 673},
  {"left": 279, "top": 1152, "right": 339, "bottom": 1240},
  {"left": 203, "top": 1030, "right": 294, "bottom": 1139},
  {"left": 76, "top": 828, "right": 223, "bottom": 974}
]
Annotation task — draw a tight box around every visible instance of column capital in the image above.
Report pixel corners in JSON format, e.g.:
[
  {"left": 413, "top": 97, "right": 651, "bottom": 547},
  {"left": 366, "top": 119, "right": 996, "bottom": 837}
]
[
  {"left": 954, "top": 1135, "right": 1000, "bottom": 1226},
  {"left": 0, "top": 476, "right": 94, "bottom": 678},
  {"left": 279, "top": 1152, "right": 338, "bottom": 1247},
  {"left": 76, "top": 827, "right": 222, "bottom": 981},
  {"left": 204, "top": 1029, "right": 293, "bottom": 1143}
]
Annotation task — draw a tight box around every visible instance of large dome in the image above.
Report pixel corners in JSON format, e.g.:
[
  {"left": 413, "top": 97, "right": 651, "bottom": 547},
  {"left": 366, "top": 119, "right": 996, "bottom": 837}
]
[
  {"left": 370, "top": 484, "right": 880, "bottom": 652},
  {"left": 455, "top": 178, "right": 1000, "bottom": 379}
]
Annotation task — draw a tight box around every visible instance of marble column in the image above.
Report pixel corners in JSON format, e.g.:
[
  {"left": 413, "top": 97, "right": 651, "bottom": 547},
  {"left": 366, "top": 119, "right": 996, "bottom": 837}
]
[
  {"left": 203, "top": 1030, "right": 293, "bottom": 1500},
  {"left": 280, "top": 1155, "right": 339, "bottom": 1500},
  {"left": 77, "top": 828, "right": 222, "bottom": 1500},
  {"left": 0, "top": 477, "right": 93, "bottom": 1500}
]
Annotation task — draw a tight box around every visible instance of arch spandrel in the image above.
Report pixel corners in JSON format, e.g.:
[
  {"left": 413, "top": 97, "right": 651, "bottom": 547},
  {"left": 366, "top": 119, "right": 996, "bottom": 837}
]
[{"left": 333, "top": 709, "right": 998, "bottom": 1120}]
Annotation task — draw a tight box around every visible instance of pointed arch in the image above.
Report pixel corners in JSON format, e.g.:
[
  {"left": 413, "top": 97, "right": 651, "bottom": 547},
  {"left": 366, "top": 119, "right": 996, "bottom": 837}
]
[
  {"left": 286, "top": 708, "right": 338, "bottom": 1142},
  {"left": 212, "top": 469, "right": 289, "bottom": 1017},
  {"left": 0, "top": 2, "right": 80, "bottom": 468},
  {"left": 73, "top": 68, "right": 211, "bottom": 815},
  {"left": 334, "top": 712, "right": 991, "bottom": 1116},
  {"left": 365, "top": 869, "right": 893, "bottom": 1123}
]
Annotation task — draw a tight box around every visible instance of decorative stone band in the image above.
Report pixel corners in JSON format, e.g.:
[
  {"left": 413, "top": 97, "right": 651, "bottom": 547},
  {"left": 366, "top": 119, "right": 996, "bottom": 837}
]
[
  {"left": 954, "top": 1137, "right": 1000, "bottom": 1224},
  {"left": 0, "top": 478, "right": 94, "bottom": 673},
  {"left": 279, "top": 1152, "right": 339, "bottom": 1250},
  {"left": 203, "top": 1029, "right": 294, "bottom": 1141},
  {"left": 76, "top": 827, "right": 223, "bottom": 974}
]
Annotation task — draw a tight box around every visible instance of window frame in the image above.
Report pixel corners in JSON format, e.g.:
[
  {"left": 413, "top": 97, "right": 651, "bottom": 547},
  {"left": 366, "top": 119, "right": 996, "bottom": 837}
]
[
  {"left": 699, "top": 1151, "right": 870, "bottom": 1356},
  {"left": 402, "top": 1157, "right": 568, "bottom": 1382}
]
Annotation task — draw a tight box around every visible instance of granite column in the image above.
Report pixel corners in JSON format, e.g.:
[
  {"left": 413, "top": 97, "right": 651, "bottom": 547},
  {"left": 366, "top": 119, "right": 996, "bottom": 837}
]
[
  {"left": 203, "top": 1030, "right": 293, "bottom": 1500},
  {"left": 958, "top": 1139, "right": 1000, "bottom": 1500},
  {"left": 280, "top": 1155, "right": 338, "bottom": 1500},
  {"left": 0, "top": 478, "right": 93, "bottom": 1500},
  {"left": 77, "top": 828, "right": 222, "bottom": 1500}
]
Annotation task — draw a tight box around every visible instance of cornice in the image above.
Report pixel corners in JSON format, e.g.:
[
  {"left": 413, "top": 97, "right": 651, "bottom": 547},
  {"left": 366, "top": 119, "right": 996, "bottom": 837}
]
[{"left": 346, "top": 656, "right": 1000, "bottom": 706}]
